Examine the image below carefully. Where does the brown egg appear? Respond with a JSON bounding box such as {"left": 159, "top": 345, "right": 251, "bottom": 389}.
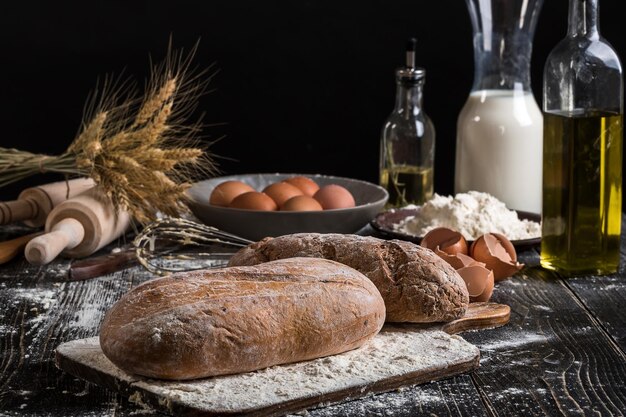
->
{"left": 284, "top": 176, "right": 320, "bottom": 197}
{"left": 420, "top": 227, "right": 469, "bottom": 256}
{"left": 470, "top": 233, "right": 523, "bottom": 281}
{"left": 281, "top": 195, "right": 323, "bottom": 211}
{"left": 209, "top": 181, "right": 255, "bottom": 207}
{"left": 313, "top": 185, "right": 356, "bottom": 210}
{"left": 229, "top": 192, "right": 278, "bottom": 211}
{"left": 263, "top": 182, "right": 304, "bottom": 207}
{"left": 456, "top": 265, "right": 495, "bottom": 302}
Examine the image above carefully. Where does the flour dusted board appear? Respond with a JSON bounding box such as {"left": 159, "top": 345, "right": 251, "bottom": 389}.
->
{"left": 56, "top": 326, "right": 479, "bottom": 417}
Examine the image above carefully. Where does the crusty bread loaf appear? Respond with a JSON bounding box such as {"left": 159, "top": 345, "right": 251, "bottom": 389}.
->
{"left": 99, "top": 257, "right": 385, "bottom": 380}
{"left": 228, "top": 233, "right": 469, "bottom": 323}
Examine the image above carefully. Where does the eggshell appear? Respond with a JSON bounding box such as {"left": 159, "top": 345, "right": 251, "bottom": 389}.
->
{"left": 313, "top": 185, "right": 356, "bottom": 210}
{"left": 470, "top": 233, "right": 523, "bottom": 281}
{"left": 263, "top": 182, "right": 304, "bottom": 207}
{"left": 437, "top": 251, "right": 484, "bottom": 270}
{"left": 229, "top": 192, "right": 278, "bottom": 211}
{"left": 420, "top": 227, "right": 468, "bottom": 256}
{"left": 456, "top": 265, "right": 494, "bottom": 302}
{"left": 280, "top": 195, "right": 323, "bottom": 211}
{"left": 209, "top": 181, "right": 255, "bottom": 207}
{"left": 284, "top": 176, "right": 320, "bottom": 197}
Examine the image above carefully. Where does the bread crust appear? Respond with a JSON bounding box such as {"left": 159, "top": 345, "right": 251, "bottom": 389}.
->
{"left": 228, "top": 234, "right": 469, "bottom": 323}
{"left": 99, "top": 257, "right": 385, "bottom": 380}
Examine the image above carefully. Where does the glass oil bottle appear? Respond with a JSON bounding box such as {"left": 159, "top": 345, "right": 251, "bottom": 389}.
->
{"left": 541, "top": 0, "right": 623, "bottom": 275}
{"left": 379, "top": 38, "right": 435, "bottom": 207}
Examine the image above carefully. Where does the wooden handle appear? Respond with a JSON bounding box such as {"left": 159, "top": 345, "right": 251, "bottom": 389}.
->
{"left": 0, "top": 199, "right": 39, "bottom": 225}
{"left": 440, "top": 302, "right": 511, "bottom": 335}
{"left": 68, "top": 248, "right": 137, "bottom": 281}
{"left": 44, "top": 188, "right": 130, "bottom": 259}
{"left": 382, "top": 302, "right": 511, "bottom": 335}
{"left": 0, "top": 178, "right": 96, "bottom": 227}
{"left": 0, "top": 232, "right": 44, "bottom": 265}
{"left": 25, "top": 218, "right": 85, "bottom": 265}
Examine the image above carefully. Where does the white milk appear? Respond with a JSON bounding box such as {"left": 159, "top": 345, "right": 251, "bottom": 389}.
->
{"left": 455, "top": 89, "right": 543, "bottom": 214}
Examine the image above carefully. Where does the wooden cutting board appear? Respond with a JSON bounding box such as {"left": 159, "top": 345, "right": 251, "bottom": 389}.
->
{"left": 55, "top": 302, "right": 509, "bottom": 417}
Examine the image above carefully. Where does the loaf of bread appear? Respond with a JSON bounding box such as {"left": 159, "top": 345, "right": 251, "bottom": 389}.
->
{"left": 99, "top": 257, "right": 385, "bottom": 380}
{"left": 229, "top": 233, "right": 469, "bottom": 323}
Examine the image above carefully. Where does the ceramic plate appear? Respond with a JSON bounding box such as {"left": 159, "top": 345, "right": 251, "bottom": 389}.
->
{"left": 187, "top": 173, "right": 388, "bottom": 241}
{"left": 370, "top": 207, "right": 541, "bottom": 249}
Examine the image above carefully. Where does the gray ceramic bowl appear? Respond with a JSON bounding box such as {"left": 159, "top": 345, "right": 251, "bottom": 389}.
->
{"left": 187, "top": 173, "right": 388, "bottom": 241}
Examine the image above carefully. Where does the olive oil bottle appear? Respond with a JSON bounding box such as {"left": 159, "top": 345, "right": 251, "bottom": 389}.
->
{"left": 380, "top": 39, "right": 435, "bottom": 207}
{"left": 542, "top": 111, "right": 623, "bottom": 274}
{"left": 542, "top": 0, "right": 623, "bottom": 275}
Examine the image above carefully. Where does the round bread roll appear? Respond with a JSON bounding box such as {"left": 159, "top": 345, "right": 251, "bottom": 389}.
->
{"left": 229, "top": 233, "right": 469, "bottom": 323}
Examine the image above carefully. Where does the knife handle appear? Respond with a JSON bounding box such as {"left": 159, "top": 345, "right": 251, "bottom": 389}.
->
{"left": 68, "top": 249, "right": 137, "bottom": 281}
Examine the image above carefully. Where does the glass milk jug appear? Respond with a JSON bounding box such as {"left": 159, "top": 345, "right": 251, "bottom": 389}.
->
{"left": 455, "top": 0, "right": 544, "bottom": 214}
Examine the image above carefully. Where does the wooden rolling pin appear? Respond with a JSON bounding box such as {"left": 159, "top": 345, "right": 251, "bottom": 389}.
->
{"left": 25, "top": 188, "right": 131, "bottom": 265}
{"left": 0, "top": 178, "right": 95, "bottom": 227}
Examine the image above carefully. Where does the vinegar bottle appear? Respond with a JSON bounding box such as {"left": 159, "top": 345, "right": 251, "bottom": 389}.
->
{"left": 379, "top": 39, "right": 435, "bottom": 207}
{"left": 541, "top": 0, "right": 623, "bottom": 275}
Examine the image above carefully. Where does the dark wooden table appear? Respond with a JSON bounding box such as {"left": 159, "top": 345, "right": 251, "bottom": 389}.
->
{"left": 1, "top": 218, "right": 626, "bottom": 417}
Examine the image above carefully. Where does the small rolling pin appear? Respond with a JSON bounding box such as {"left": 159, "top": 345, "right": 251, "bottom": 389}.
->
{"left": 0, "top": 178, "right": 95, "bottom": 227}
{"left": 25, "top": 188, "right": 131, "bottom": 265}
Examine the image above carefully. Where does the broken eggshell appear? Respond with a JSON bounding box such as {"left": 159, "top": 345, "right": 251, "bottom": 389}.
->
{"left": 436, "top": 251, "right": 484, "bottom": 270}
{"left": 420, "top": 227, "right": 494, "bottom": 302}
{"left": 421, "top": 227, "right": 476, "bottom": 270}
{"left": 420, "top": 227, "right": 468, "bottom": 256}
{"left": 457, "top": 265, "right": 495, "bottom": 302}
{"left": 470, "top": 233, "right": 523, "bottom": 281}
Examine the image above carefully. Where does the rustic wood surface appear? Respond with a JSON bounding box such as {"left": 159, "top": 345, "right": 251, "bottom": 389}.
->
{"left": 1, "top": 217, "right": 626, "bottom": 416}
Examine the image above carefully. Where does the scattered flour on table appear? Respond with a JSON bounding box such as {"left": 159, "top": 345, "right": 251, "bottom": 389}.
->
{"left": 478, "top": 332, "right": 547, "bottom": 351}
{"left": 295, "top": 386, "right": 445, "bottom": 416}
{"left": 394, "top": 191, "right": 541, "bottom": 240}
{"left": 10, "top": 287, "right": 58, "bottom": 310}
{"left": 69, "top": 306, "right": 103, "bottom": 331}
{"left": 0, "top": 324, "right": 14, "bottom": 335}
{"left": 6, "top": 286, "right": 62, "bottom": 339}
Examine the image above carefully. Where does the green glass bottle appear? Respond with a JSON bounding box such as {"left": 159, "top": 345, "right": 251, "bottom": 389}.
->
{"left": 541, "top": 0, "right": 623, "bottom": 275}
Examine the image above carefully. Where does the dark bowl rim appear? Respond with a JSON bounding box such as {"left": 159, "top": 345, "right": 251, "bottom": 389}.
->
{"left": 370, "top": 207, "right": 541, "bottom": 249}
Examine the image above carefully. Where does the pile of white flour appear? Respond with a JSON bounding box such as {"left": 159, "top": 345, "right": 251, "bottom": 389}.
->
{"left": 394, "top": 191, "right": 541, "bottom": 240}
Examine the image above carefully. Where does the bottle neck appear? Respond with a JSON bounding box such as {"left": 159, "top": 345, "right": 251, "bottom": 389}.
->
{"left": 394, "top": 81, "right": 424, "bottom": 116}
{"left": 472, "top": 34, "right": 533, "bottom": 91}
{"left": 568, "top": 0, "right": 600, "bottom": 39}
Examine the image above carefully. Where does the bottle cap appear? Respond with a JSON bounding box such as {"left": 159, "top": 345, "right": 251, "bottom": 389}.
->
{"left": 396, "top": 38, "right": 425, "bottom": 83}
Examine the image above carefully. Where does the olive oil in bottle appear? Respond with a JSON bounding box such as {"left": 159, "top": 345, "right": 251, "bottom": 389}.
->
{"left": 541, "top": 111, "right": 623, "bottom": 275}
{"left": 541, "top": 0, "right": 623, "bottom": 275}
{"left": 379, "top": 39, "right": 435, "bottom": 208}
{"left": 380, "top": 165, "right": 434, "bottom": 207}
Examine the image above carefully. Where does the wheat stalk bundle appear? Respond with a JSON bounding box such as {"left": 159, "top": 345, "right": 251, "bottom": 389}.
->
{"left": 0, "top": 43, "right": 217, "bottom": 223}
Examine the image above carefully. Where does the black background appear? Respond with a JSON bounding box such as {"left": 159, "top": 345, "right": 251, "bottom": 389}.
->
{"left": 0, "top": 0, "right": 624, "bottom": 201}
